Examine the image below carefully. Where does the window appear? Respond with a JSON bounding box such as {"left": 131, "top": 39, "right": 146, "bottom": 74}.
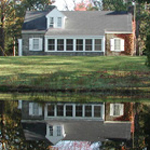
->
{"left": 94, "top": 106, "right": 101, "bottom": 117}
{"left": 76, "top": 39, "right": 83, "bottom": 51}
{"left": 76, "top": 105, "right": 82, "bottom": 117}
{"left": 85, "top": 39, "right": 92, "bottom": 51}
{"left": 110, "top": 38, "right": 124, "bottom": 51}
{"left": 29, "top": 38, "right": 42, "bottom": 51}
{"left": 95, "top": 39, "right": 102, "bottom": 51}
{"left": 50, "top": 17, "right": 54, "bottom": 28}
{"left": 46, "top": 103, "right": 103, "bottom": 119}
{"left": 48, "top": 39, "right": 55, "bottom": 51}
{"left": 66, "top": 39, "right": 73, "bottom": 51}
{"left": 57, "top": 39, "right": 64, "bottom": 51}
{"left": 85, "top": 106, "right": 92, "bottom": 117}
{"left": 48, "top": 125, "right": 63, "bottom": 137}
{"left": 66, "top": 105, "right": 73, "bottom": 116}
{"left": 110, "top": 103, "right": 124, "bottom": 116}
{"left": 114, "top": 39, "right": 120, "bottom": 50}
{"left": 48, "top": 105, "right": 55, "bottom": 116}
{"left": 57, "top": 17, "right": 62, "bottom": 27}
{"left": 57, "top": 105, "right": 64, "bottom": 116}
{"left": 57, "top": 126, "right": 62, "bottom": 136}
{"left": 49, "top": 126, "right": 53, "bottom": 136}
{"left": 29, "top": 103, "right": 42, "bottom": 116}
{"left": 33, "top": 39, "right": 39, "bottom": 50}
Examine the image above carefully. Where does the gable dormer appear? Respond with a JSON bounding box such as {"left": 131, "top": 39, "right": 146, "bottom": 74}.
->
{"left": 46, "top": 8, "right": 66, "bottom": 29}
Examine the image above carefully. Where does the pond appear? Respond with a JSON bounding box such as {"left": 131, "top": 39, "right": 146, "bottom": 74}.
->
{"left": 0, "top": 94, "right": 149, "bottom": 150}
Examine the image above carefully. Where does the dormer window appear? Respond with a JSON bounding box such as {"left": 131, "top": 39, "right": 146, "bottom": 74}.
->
{"left": 48, "top": 125, "right": 64, "bottom": 137}
{"left": 46, "top": 8, "right": 66, "bottom": 29}
{"left": 57, "top": 17, "right": 62, "bottom": 27}
{"left": 49, "top": 17, "right": 54, "bottom": 28}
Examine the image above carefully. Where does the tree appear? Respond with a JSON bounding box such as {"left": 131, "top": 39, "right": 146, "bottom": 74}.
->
{"left": 0, "top": 0, "right": 53, "bottom": 56}
{"left": 103, "top": 0, "right": 132, "bottom": 11}
{"left": 22, "top": 0, "right": 52, "bottom": 11}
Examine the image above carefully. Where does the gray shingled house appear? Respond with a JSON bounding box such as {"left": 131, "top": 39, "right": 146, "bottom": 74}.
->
{"left": 19, "top": 100, "right": 134, "bottom": 148}
{"left": 19, "top": 7, "right": 135, "bottom": 56}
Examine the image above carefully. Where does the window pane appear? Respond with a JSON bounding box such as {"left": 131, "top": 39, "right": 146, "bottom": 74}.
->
{"left": 85, "top": 39, "right": 92, "bottom": 51}
{"left": 57, "top": 39, "right": 64, "bottom": 51}
{"left": 94, "top": 106, "right": 101, "bottom": 117}
{"left": 114, "top": 39, "right": 120, "bottom": 50}
{"left": 66, "top": 105, "right": 73, "bottom": 116}
{"left": 85, "top": 106, "right": 92, "bottom": 117}
{"left": 76, "top": 39, "right": 83, "bottom": 51}
{"left": 32, "top": 103, "right": 39, "bottom": 115}
{"left": 76, "top": 105, "right": 82, "bottom": 117}
{"left": 48, "top": 105, "right": 55, "bottom": 116}
{"left": 33, "top": 39, "right": 39, "bottom": 50}
{"left": 49, "top": 126, "right": 53, "bottom": 136}
{"left": 66, "top": 39, "right": 73, "bottom": 51}
{"left": 57, "top": 17, "right": 62, "bottom": 27}
{"left": 48, "top": 39, "right": 55, "bottom": 51}
{"left": 95, "top": 39, "right": 102, "bottom": 51}
{"left": 113, "top": 104, "right": 120, "bottom": 116}
{"left": 57, "top": 126, "right": 62, "bottom": 136}
{"left": 57, "top": 105, "right": 64, "bottom": 116}
{"left": 50, "top": 17, "right": 54, "bottom": 28}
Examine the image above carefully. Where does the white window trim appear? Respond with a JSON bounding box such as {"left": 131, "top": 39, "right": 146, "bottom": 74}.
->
{"left": 29, "top": 38, "right": 43, "bottom": 51}
{"left": 45, "top": 37, "right": 103, "bottom": 52}
{"left": 45, "top": 103, "right": 104, "bottom": 120}
{"left": 48, "top": 125, "right": 64, "bottom": 137}
{"left": 110, "top": 103, "right": 124, "bottom": 117}
{"left": 110, "top": 38, "right": 124, "bottom": 52}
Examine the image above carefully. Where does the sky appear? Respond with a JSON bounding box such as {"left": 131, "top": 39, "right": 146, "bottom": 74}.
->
{"left": 52, "top": 0, "right": 100, "bottom": 11}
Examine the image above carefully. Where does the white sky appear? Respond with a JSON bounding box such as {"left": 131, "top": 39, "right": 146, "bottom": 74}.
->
{"left": 52, "top": 0, "right": 92, "bottom": 11}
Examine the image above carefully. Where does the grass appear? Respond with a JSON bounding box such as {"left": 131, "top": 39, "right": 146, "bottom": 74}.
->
{"left": 0, "top": 56, "right": 149, "bottom": 93}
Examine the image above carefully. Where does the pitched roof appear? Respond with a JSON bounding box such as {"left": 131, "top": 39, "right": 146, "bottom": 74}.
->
{"left": 22, "top": 10, "right": 133, "bottom": 35}
{"left": 22, "top": 120, "right": 131, "bottom": 142}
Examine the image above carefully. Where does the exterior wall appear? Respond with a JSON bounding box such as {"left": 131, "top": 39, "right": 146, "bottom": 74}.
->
{"left": 22, "top": 33, "right": 104, "bottom": 56}
{"left": 105, "top": 33, "right": 135, "bottom": 56}
{"left": 105, "top": 102, "right": 133, "bottom": 122}
{"left": 22, "top": 32, "right": 45, "bottom": 56}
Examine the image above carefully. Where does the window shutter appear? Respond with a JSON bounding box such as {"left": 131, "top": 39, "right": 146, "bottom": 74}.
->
{"left": 39, "top": 38, "right": 43, "bottom": 51}
{"left": 120, "top": 104, "right": 124, "bottom": 116}
{"left": 29, "top": 38, "right": 33, "bottom": 50}
{"left": 110, "top": 39, "right": 114, "bottom": 51}
{"left": 120, "top": 39, "right": 125, "bottom": 51}
{"left": 110, "top": 103, "right": 114, "bottom": 116}
{"left": 29, "top": 103, "right": 33, "bottom": 115}
{"left": 38, "top": 106, "right": 43, "bottom": 116}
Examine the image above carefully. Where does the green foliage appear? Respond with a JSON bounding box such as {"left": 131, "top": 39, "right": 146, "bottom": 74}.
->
{"left": 0, "top": 0, "right": 52, "bottom": 55}
{"left": 145, "top": 34, "right": 150, "bottom": 68}
{"left": 103, "top": 0, "right": 132, "bottom": 11}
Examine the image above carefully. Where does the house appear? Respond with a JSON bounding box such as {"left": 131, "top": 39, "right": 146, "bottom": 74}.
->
{"left": 19, "top": 100, "right": 134, "bottom": 149}
{"left": 18, "top": 7, "right": 135, "bottom": 56}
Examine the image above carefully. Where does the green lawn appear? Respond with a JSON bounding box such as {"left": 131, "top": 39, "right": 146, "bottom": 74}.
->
{"left": 0, "top": 56, "right": 149, "bottom": 93}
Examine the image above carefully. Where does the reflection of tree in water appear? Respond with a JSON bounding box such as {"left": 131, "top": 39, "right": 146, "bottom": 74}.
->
{"left": 92, "top": 0, "right": 103, "bottom": 10}
{"left": 0, "top": 100, "right": 48, "bottom": 150}
{"left": 139, "top": 103, "right": 150, "bottom": 149}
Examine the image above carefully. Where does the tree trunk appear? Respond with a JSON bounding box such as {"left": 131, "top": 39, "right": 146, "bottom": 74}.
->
{"left": 13, "top": 36, "right": 16, "bottom": 56}
{"left": 136, "top": 3, "right": 141, "bottom": 56}
{"left": 0, "top": 100, "right": 5, "bottom": 149}
{"left": 134, "top": 103, "right": 140, "bottom": 149}
{"left": 0, "top": 27, "right": 4, "bottom": 56}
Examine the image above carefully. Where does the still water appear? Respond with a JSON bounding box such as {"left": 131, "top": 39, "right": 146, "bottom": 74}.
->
{"left": 0, "top": 95, "right": 149, "bottom": 150}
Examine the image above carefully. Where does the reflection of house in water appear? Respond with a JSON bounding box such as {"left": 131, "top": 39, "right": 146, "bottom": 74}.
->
{"left": 19, "top": 101, "right": 134, "bottom": 149}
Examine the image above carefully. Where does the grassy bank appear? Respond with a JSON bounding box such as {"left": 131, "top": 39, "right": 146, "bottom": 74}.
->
{"left": 0, "top": 56, "right": 149, "bottom": 93}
